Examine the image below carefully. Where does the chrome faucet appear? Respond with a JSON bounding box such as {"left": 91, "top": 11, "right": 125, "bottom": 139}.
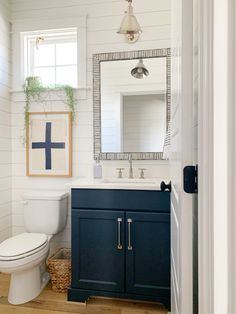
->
{"left": 128, "top": 154, "right": 134, "bottom": 179}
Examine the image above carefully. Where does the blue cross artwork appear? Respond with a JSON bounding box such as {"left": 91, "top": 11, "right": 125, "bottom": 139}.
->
{"left": 32, "top": 122, "right": 65, "bottom": 170}
{"left": 27, "top": 112, "right": 72, "bottom": 177}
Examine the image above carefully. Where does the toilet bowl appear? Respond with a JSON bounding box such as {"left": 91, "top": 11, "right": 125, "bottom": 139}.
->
{"left": 0, "top": 191, "right": 68, "bottom": 305}
{"left": 0, "top": 233, "right": 51, "bottom": 304}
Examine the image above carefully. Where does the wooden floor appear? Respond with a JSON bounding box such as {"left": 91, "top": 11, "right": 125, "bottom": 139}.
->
{"left": 0, "top": 274, "right": 168, "bottom": 314}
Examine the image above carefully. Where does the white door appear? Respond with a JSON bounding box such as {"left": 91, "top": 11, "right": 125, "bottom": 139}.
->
{"left": 170, "top": 0, "right": 197, "bottom": 313}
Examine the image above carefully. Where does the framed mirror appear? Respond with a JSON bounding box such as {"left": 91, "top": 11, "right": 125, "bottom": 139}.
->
{"left": 93, "top": 48, "right": 171, "bottom": 160}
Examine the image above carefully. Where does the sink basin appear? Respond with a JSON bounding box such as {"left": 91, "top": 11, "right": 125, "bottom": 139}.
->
{"left": 67, "top": 178, "right": 164, "bottom": 190}
{"left": 101, "top": 178, "right": 160, "bottom": 185}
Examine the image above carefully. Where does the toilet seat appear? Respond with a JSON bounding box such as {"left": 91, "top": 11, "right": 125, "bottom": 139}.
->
{"left": 0, "top": 233, "right": 48, "bottom": 261}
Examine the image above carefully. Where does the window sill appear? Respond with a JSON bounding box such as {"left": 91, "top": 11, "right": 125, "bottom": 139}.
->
{"left": 10, "top": 86, "right": 91, "bottom": 101}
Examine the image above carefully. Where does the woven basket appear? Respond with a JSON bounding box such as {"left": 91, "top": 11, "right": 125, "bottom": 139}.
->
{"left": 47, "top": 248, "right": 71, "bottom": 293}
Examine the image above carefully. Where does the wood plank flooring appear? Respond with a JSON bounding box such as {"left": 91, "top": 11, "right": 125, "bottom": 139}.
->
{"left": 0, "top": 274, "right": 168, "bottom": 314}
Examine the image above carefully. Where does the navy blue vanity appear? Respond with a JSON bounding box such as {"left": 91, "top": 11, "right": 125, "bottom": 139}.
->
{"left": 68, "top": 188, "right": 170, "bottom": 310}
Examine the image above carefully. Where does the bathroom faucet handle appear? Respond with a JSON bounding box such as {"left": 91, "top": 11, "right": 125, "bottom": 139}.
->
{"left": 116, "top": 168, "right": 125, "bottom": 179}
{"left": 138, "top": 168, "right": 146, "bottom": 179}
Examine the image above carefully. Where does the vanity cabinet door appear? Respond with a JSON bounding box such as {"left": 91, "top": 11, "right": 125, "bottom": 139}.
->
{"left": 72, "top": 209, "right": 125, "bottom": 293}
{"left": 126, "top": 212, "right": 170, "bottom": 297}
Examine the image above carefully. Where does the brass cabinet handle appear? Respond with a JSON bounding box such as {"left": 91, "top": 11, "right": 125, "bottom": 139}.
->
{"left": 127, "top": 218, "right": 133, "bottom": 251}
{"left": 117, "top": 218, "right": 123, "bottom": 250}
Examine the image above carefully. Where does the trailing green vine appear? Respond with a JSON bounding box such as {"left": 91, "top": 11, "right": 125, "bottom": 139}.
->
{"left": 23, "top": 76, "right": 76, "bottom": 128}
{"left": 63, "top": 85, "right": 76, "bottom": 120}
{"left": 24, "top": 76, "right": 44, "bottom": 127}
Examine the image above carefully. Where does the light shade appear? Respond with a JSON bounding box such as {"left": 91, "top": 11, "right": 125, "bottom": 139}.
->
{"left": 117, "top": 0, "right": 142, "bottom": 42}
{"left": 131, "top": 59, "right": 149, "bottom": 79}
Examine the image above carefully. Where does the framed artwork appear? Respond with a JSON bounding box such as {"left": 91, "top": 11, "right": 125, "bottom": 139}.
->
{"left": 26, "top": 112, "right": 72, "bottom": 177}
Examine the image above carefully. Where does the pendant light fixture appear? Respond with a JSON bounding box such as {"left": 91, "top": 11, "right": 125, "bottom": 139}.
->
{"left": 117, "top": 0, "right": 142, "bottom": 43}
{"left": 131, "top": 59, "right": 149, "bottom": 79}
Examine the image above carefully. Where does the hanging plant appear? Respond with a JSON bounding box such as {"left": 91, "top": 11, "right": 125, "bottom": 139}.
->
{"left": 23, "top": 76, "right": 76, "bottom": 128}
{"left": 63, "top": 85, "right": 76, "bottom": 120}
{"left": 24, "top": 76, "right": 44, "bottom": 127}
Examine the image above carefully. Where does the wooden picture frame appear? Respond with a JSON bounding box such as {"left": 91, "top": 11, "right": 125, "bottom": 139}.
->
{"left": 26, "top": 112, "right": 72, "bottom": 177}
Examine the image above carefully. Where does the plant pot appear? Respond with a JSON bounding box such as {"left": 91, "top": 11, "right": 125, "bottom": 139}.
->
{"left": 25, "top": 76, "right": 42, "bottom": 88}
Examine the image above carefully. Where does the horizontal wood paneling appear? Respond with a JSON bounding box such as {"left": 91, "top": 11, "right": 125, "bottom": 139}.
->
{"left": 11, "top": 0, "right": 170, "bottom": 17}
{"left": 0, "top": 0, "right": 11, "bottom": 243}
{"left": 11, "top": 0, "right": 171, "bottom": 248}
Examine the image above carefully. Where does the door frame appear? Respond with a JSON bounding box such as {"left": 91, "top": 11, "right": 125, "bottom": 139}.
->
{"left": 170, "top": 0, "right": 194, "bottom": 312}
{"left": 198, "top": 0, "right": 214, "bottom": 313}
{"left": 171, "top": 0, "right": 231, "bottom": 311}
{"left": 198, "top": 0, "right": 234, "bottom": 313}
{"left": 228, "top": 0, "right": 235, "bottom": 313}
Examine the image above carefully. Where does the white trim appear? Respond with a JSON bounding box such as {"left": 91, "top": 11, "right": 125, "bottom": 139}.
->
{"left": 198, "top": 0, "right": 214, "bottom": 313}
{"left": 198, "top": 0, "right": 235, "bottom": 313}
{"left": 213, "top": 0, "right": 229, "bottom": 309}
{"left": 170, "top": 0, "right": 194, "bottom": 312}
{"left": 23, "top": 28, "right": 78, "bottom": 86}
{"left": 12, "top": 16, "right": 87, "bottom": 91}
{"left": 228, "top": 0, "right": 235, "bottom": 312}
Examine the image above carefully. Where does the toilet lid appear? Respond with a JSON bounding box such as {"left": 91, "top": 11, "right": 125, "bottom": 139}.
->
{"left": 0, "top": 233, "right": 48, "bottom": 258}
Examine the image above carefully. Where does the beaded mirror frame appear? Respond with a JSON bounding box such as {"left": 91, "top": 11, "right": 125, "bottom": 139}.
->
{"left": 93, "top": 48, "right": 171, "bottom": 160}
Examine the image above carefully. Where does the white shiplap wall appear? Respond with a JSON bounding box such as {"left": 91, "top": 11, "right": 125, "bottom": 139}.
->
{"left": 0, "top": 0, "right": 12, "bottom": 242}
{"left": 10, "top": 0, "right": 171, "bottom": 250}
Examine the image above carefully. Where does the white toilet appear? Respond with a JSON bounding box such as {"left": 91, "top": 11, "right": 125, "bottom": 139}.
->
{"left": 0, "top": 190, "right": 68, "bottom": 305}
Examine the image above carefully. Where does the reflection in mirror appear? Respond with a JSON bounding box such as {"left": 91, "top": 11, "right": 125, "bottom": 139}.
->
{"left": 101, "top": 57, "right": 166, "bottom": 153}
{"left": 93, "top": 48, "right": 171, "bottom": 160}
{"left": 123, "top": 94, "right": 166, "bottom": 152}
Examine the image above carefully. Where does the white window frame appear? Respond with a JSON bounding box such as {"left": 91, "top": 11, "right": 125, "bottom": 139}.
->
{"left": 24, "top": 28, "right": 78, "bottom": 87}
{"left": 12, "top": 16, "right": 87, "bottom": 92}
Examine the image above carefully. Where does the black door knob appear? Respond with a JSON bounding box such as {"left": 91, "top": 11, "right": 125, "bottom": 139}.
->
{"left": 160, "top": 181, "right": 172, "bottom": 192}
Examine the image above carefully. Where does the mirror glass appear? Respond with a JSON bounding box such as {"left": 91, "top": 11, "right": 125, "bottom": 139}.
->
{"left": 93, "top": 49, "right": 171, "bottom": 160}
{"left": 101, "top": 57, "right": 166, "bottom": 153}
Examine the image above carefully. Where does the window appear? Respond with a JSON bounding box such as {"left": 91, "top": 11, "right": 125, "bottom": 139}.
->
{"left": 24, "top": 29, "right": 78, "bottom": 87}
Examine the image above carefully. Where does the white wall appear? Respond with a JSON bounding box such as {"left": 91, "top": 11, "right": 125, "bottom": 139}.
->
{"left": 0, "top": 0, "right": 12, "bottom": 242}
{"left": 10, "top": 0, "right": 171, "bottom": 250}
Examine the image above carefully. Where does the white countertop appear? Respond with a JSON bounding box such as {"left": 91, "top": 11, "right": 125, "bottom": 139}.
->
{"left": 66, "top": 178, "right": 163, "bottom": 191}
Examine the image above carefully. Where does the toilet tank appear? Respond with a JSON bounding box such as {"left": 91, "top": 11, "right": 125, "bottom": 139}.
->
{"left": 22, "top": 191, "right": 69, "bottom": 235}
